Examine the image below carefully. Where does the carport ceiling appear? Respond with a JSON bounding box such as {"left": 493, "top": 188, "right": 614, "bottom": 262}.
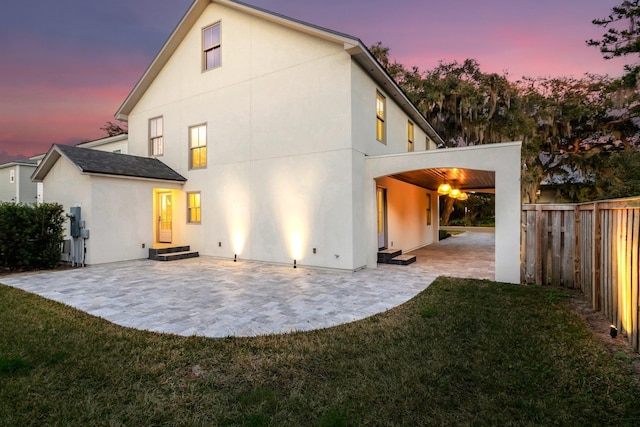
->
{"left": 391, "top": 168, "right": 496, "bottom": 193}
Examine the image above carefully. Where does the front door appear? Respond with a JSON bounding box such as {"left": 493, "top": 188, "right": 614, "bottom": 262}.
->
{"left": 377, "top": 187, "right": 387, "bottom": 249}
{"left": 158, "top": 192, "right": 172, "bottom": 243}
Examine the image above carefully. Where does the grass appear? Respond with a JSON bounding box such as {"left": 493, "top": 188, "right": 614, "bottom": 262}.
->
{"left": 1, "top": 277, "right": 639, "bottom": 426}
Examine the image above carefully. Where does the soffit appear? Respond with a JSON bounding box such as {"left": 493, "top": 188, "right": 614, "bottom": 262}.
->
{"left": 391, "top": 167, "right": 496, "bottom": 193}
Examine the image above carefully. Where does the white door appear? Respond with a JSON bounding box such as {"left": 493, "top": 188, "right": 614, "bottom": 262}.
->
{"left": 158, "top": 192, "right": 172, "bottom": 243}
{"left": 377, "top": 187, "right": 387, "bottom": 249}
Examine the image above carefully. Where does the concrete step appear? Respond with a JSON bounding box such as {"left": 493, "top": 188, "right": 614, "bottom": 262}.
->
{"left": 149, "top": 246, "right": 198, "bottom": 261}
{"left": 387, "top": 254, "right": 417, "bottom": 266}
{"left": 377, "top": 248, "right": 402, "bottom": 263}
{"left": 152, "top": 250, "right": 199, "bottom": 262}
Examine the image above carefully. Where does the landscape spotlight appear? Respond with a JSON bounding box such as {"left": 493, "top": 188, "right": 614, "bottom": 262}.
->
{"left": 610, "top": 325, "right": 618, "bottom": 339}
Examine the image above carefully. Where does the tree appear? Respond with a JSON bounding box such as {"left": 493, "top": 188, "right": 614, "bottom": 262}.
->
{"left": 100, "top": 120, "right": 128, "bottom": 137}
{"left": 587, "top": 0, "right": 640, "bottom": 59}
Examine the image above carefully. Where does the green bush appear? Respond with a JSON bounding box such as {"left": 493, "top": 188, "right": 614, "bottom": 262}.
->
{"left": 0, "top": 203, "right": 65, "bottom": 271}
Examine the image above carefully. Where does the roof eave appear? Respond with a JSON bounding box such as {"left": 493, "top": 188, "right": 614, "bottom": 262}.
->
{"left": 115, "top": 0, "right": 210, "bottom": 121}
{"left": 78, "top": 171, "right": 187, "bottom": 184}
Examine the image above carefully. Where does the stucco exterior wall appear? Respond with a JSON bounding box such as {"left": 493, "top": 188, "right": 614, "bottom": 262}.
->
{"left": 376, "top": 176, "right": 437, "bottom": 252}
{"left": 90, "top": 177, "right": 182, "bottom": 264}
{"left": 18, "top": 165, "right": 37, "bottom": 203}
{"left": 0, "top": 167, "right": 15, "bottom": 202}
{"left": 350, "top": 62, "right": 431, "bottom": 156}
{"left": 125, "top": 2, "right": 359, "bottom": 269}
{"left": 42, "top": 157, "right": 92, "bottom": 242}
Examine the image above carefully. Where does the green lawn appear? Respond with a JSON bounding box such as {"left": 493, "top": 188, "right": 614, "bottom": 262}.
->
{"left": 1, "top": 277, "right": 639, "bottom": 426}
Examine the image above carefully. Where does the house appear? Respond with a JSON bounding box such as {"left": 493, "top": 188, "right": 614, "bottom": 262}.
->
{"left": 32, "top": 0, "right": 521, "bottom": 283}
{"left": 0, "top": 159, "right": 38, "bottom": 203}
{"left": 76, "top": 133, "right": 128, "bottom": 154}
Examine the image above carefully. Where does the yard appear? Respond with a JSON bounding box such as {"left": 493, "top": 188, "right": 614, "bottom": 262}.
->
{"left": 1, "top": 277, "right": 639, "bottom": 426}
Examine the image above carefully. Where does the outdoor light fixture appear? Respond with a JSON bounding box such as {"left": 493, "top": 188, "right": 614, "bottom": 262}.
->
{"left": 293, "top": 259, "right": 297, "bottom": 269}
{"left": 234, "top": 254, "right": 237, "bottom": 262}
{"left": 610, "top": 325, "right": 618, "bottom": 339}
{"left": 437, "top": 172, "right": 468, "bottom": 200}
{"left": 437, "top": 172, "right": 451, "bottom": 195}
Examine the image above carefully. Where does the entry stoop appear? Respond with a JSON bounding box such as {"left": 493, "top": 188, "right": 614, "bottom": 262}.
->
{"left": 149, "top": 246, "right": 199, "bottom": 261}
{"left": 377, "top": 248, "right": 416, "bottom": 266}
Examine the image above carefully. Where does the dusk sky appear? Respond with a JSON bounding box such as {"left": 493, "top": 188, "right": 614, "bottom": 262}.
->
{"left": 0, "top": 0, "right": 633, "bottom": 163}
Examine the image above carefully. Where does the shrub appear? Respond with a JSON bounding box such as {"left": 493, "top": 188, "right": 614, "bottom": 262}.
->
{"left": 0, "top": 203, "right": 65, "bottom": 271}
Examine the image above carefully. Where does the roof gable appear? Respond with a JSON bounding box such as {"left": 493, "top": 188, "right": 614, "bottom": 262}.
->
{"left": 114, "top": 0, "right": 443, "bottom": 145}
{"left": 31, "top": 145, "right": 186, "bottom": 183}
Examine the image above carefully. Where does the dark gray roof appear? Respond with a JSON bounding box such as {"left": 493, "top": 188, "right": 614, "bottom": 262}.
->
{"left": 56, "top": 144, "right": 186, "bottom": 182}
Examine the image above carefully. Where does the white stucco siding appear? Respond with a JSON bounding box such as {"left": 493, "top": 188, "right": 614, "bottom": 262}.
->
{"left": 121, "top": 2, "right": 361, "bottom": 269}
{"left": 89, "top": 178, "right": 173, "bottom": 265}
{"left": 249, "top": 150, "right": 356, "bottom": 269}
{"left": 42, "top": 158, "right": 92, "bottom": 243}
{"left": 127, "top": 2, "right": 350, "bottom": 162}
{"left": 376, "top": 176, "right": 436, "bottom": 252}
{"left": 350, "top": 62, "right": 430, "bottom": 156}
{"left": 179, "top": 162, "right": 251, "bottom": 258}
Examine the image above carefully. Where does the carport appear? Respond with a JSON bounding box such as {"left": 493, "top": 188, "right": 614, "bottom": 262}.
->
{"left": 365, "top": 142, "right": 522, "bottom": 284}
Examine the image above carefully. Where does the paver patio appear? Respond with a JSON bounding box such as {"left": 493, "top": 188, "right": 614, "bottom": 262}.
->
{"left": 1, "top": 230, "right": 494, "bottom": 337}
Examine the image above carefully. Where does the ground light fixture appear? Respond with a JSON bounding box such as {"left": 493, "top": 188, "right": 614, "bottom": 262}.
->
{"left": 293, "top": 259, "right": 297, "bottom": 269}
{"left": 610, "top": 325, "right": 618, "bottom": 339}
{"left": 234, "top": 254, "right": 237, "bottom": 262}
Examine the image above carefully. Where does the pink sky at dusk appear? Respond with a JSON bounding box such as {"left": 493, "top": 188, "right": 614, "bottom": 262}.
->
{"left": 0, "top": 0, "right": 634, "bottom": 163}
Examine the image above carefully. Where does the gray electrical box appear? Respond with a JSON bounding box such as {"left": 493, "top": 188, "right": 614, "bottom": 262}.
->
{"left": 70, "top": 206, "right": 81, "bottom": 237}
{"left": 81, "top": 229, "right": 90, "bottom": 239}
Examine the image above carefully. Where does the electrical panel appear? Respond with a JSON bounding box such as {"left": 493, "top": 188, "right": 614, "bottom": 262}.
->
{"left": 70, "top": 206, "right": 81, "bottom": 237}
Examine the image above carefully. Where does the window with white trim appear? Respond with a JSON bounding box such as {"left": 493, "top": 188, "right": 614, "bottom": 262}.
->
{"left": 189, "top": 124, "right": 207, "bottom": 169}
{"left": 376, "top": 92, "right": 386, "bottom": 143}
{"left": 149, "top": 117, "right": 163, "bottom": 156}
{"left": 203, "top": 23, "right": 221, "bottom": 71}
{"left": 187, "top": 192, "right": 201, "bottom": 223}
{"left": 9, "top": 169, "right": 15, "bottom": 183}
{"left": 408, "top": 121, "right": 414, "bottom": 152}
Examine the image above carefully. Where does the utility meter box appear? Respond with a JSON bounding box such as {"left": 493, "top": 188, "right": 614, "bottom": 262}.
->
{"left": 80, "top": 229, "right": 90, "bottom": 239}
{"left": 70, "top": 207, "right": 81, "bottom": 237}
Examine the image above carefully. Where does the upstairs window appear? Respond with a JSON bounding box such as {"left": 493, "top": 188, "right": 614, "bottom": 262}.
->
{"left": 376, "top": 92, "right": 386, "bottom": 143}
{"left": 149, "top": 117, "right": 163, "bottom": 156}
{"left": 189, "top": 124, "right": 207, "bottom": 169}
{"left": 187, "top": 192, "right": 201, "bottom": 223}
{"left": 408, "top": 121, "right": 414, "bottom": 152}
{"left": 203, "top": 23, "right": 221, "bottom": 71}
{"left": 9, "top": 169, "right": 15, "bottom": 183}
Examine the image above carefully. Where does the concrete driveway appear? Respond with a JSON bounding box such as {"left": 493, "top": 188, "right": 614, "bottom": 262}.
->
{"left": 1, "top": 230, "right": 494, "bottom": 338}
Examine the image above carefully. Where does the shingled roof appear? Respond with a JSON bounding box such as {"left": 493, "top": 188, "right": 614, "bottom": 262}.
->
{"left": 31, "top": 144, "right": 186, "bottom": 183}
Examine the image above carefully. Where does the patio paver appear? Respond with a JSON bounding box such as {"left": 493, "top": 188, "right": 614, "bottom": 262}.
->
{"left": 1, "top": 230, "right": 494, "bottom": 338}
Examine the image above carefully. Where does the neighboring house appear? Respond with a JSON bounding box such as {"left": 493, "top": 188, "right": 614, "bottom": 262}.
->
{"left": 30, "top": 134, "right": 129, "bottom": 204}
{"left": 77, "top": 133, "right": 128, "bottom": 154}
{"left": 0, "top": 159, "right": 38, "bottom": 203}
{"left": 32, "top": 0, "right": 521, "bottom": 282}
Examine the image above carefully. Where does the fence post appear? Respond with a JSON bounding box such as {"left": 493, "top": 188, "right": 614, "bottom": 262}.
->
{"left": 593, "top": 201, "right": 601, "bottom": 312}
{"left": 535, "top": 204, "right": 543, "bottom": 285}
{"left": 574, "top": 205, "right": 581, "bottom": 290}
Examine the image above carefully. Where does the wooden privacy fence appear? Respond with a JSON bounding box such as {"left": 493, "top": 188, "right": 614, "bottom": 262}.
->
{"left": 521, "top": 197, "right": 640, "bottom": 352}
